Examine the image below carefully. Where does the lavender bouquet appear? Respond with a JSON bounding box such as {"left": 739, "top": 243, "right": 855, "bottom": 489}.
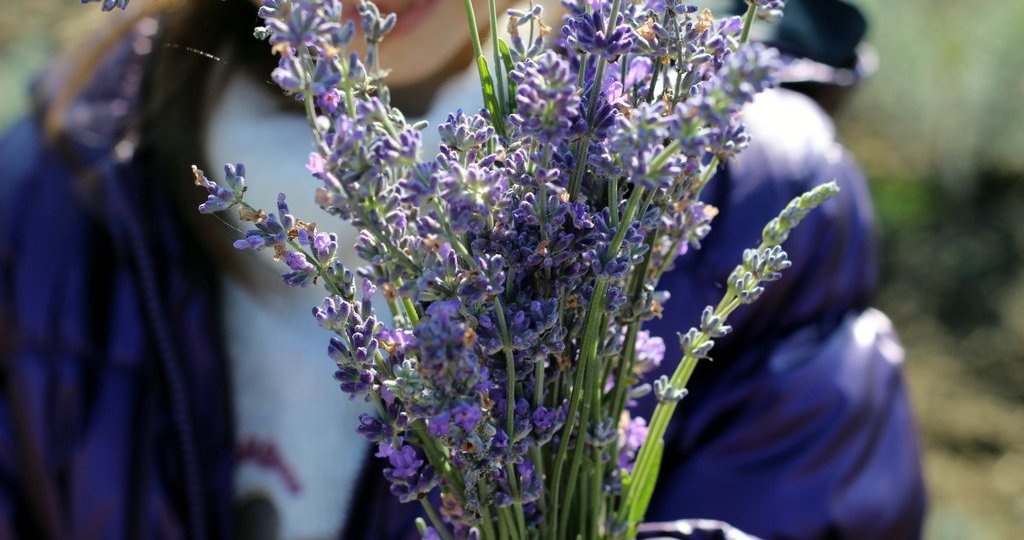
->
{"left": 89, "top": 0, "right": 836, "bottom": 538}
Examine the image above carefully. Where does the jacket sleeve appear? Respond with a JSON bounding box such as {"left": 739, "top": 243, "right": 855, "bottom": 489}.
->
{"left": 636, "top": 89, "right": 927, "bottom": 540}
{"left": 0, "top": 116, "right": 62, "bottom": 538}
{"left": 1, "top": 110, "right": 171, "bottom": 540}
{"left": 0, "top": 115, "right": 134, "bottom": 540}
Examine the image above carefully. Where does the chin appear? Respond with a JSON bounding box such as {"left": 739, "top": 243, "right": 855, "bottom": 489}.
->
{"left": 378, "top": 0, "right": 483, "bottom": 87}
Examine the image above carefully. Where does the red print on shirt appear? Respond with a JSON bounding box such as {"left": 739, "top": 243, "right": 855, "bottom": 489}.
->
{"left": 237, "top": 437, "right": 303, "bottom": 495}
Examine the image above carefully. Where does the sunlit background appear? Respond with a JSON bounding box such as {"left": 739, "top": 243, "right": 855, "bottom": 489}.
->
{"left": 1, "top": 1, "right": 1022, "bottom": 538}
{"left": 839, "top": 1, "right": 1024, "bottom": 537}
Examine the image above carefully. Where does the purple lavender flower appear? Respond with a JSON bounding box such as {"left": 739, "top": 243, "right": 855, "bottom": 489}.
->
{"left": 231, "top": 210, "right": 287, "bottom": 252}
{"left": 508, "top": 52, "right": 583, "bottom": 143}
{"left": 193, "top": 163, "right": 246, "bottom": 214}
{"left": 357, "top": 1, "right": 397, "bottom": 45}
{"left": 438, "top": 110, "right": 495, "bottom": 152}
{"left": 436, "top": 163, "right": 508, "bottom": 234}
{"left": 306, "top": 57, "right": 343, "bottom": 96}
{"left": 383, "top": 445, "right": 439, "bottom": 503}
{"left": 314, "top": 289, "right": 383, "bottom": 396}
{"left": 264, "top": 1, "right": 324, "bottom": 49}
{"left": 607, "top": 102, "right": 683, "bottom": 190}
{"left": 632, "top": 330, "right": 665, "bottom": 375}
{"left": 356, "top": 413, "right": 392, "bottom": 442}
{"left": 259, "top": 0, "right": 356, "bottom": 109}
{"left": 716, "top": 42, "right": 781, "bottom": 103}
{"left": 283, "top": 250, "right": 315, "bottom": 273}
{"left": 562, "top": 9, "right": 634, "bottom": 60}
{"left": 617, "top": 415, "right": 648, "bottom": 470}
{"left": 427, "top": 411, "right": 452, "bottom": 437}
{"left": 386, "top": 444, "right": 423, "bottom": 479}
{"left": 184, "top": 0, "right": 816, "bottom": 534}
{"left": 452, "top": 402, "right": 483, "bottom": 432}
{"left": 531, "top": 404, "right": 567, "bottom": 445}
{"left": 506, "top": 4, "right": 548, "bottom": 61}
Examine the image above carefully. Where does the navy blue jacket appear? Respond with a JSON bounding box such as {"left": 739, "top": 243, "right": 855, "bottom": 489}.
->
{"left": 0, "top": 18, "right": 925, "bottom": 540}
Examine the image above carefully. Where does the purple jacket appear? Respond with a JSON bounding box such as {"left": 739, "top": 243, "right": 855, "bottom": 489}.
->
{"left": 0, "top": 19, "right": 925, "bottom": 540}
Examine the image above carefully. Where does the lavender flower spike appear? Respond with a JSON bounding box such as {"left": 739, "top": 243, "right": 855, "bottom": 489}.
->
{"left": 82, "top": 0, "right": 129, "bottom": 11}
{"left": 747, "top": 0, "right": 787, "bottom": 21}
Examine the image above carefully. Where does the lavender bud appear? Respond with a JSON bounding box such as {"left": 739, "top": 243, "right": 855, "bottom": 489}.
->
{"left": 762, "top": 182, "right": 840, "bottom": 246}
{"left": 678, "top": 327, "right": 714, "bottom": 359}
{"left": 653, "top": 375, "right": 688, "bottom": 403}
{"left": 628, "top": 383, "right": 652, "bottom": 400}
{"left": 698, "top": 306, "right": 732, "bottom": 338}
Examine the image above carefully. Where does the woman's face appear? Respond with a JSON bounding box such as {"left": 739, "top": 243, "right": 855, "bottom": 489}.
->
{"left": 348, "top": 0, "right": 496, "bottom": 88}
{"left": 254, "top": 0, "right": 502, "bottom": 88}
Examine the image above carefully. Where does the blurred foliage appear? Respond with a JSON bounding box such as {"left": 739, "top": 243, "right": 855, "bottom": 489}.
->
{"left": 837, "top": 0, "right": 1024, "bottom": 538}
{"left": 0, "top": 2, "right": 103, "bottom": 130}
{"left": 840, "top": 0, "right": 1024, "bottom": 192}
{"left": 838, "top": 0, "right": 1024, "bottom": 401}
{"left": 868, "top": 173, "right": 1024, "bottom": 401}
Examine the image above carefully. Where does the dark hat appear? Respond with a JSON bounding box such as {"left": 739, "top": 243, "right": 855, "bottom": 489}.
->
{"left": 704, "top": 0, "right": 876, "bottom": 86}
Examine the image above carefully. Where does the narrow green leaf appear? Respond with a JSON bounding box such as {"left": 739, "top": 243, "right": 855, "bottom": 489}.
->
{"left": 476, "top": 55, "right": 506, "bottom": 138}
{"left": 498, "top": 39, "right": 517, "bottom": 113}
{"left": 628, "top": 439, "right": 663, "bottom": 526}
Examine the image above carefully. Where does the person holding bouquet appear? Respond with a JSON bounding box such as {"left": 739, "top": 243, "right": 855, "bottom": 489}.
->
{"left": 0, "top": 0, "right": 924, "bottom": 538}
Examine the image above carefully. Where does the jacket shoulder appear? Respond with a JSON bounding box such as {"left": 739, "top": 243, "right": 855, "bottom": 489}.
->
{"left": 0, "top": 117, "right": 45, "bottom": 207}
{"left": 737, "top": 88, "right": 847, "bottom": 188}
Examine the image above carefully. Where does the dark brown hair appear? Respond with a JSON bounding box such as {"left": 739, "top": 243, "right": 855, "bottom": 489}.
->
{"left": 40, "top": 1, "right": 280, "bottom": 284}
{"left": 142, "top": 0, "right": 280, "bottom": 281}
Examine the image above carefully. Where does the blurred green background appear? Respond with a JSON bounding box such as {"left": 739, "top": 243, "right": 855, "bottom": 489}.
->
{"left": 1, "top": 1, "right": 1022, "bottom": 538}
{"left": 840, "top": 1, "right": 1024, "bottom": 537}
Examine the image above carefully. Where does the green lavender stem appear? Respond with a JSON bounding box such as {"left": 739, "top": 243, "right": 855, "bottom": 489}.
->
{"left": 462, "top": 0, "right": 485, "bottom": 63}
{"left": 608, "top": 229, "right": 660, "bottom": 420}
{"left": 548, "top": 278, "right": 606, "bottom": 539}
{"left": 463, "top": 0, "right": 505, "bottom": 137}
{"left": 489, "top": 0, "right": 507, "bottom": 118}
{"left": 554, "top": 184, "right": 646, "bottom": 538}
{"left": 420, "top": 500, "right": 455, "bottom": 540}
{"left": 620, "top": 182, "right": 840, "bottom": 536}
{"left": 568, "top": 0, "right": 624, "bottom": 200}
{"left": 739, "top": 3, "right": 758, "bottom": 44}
